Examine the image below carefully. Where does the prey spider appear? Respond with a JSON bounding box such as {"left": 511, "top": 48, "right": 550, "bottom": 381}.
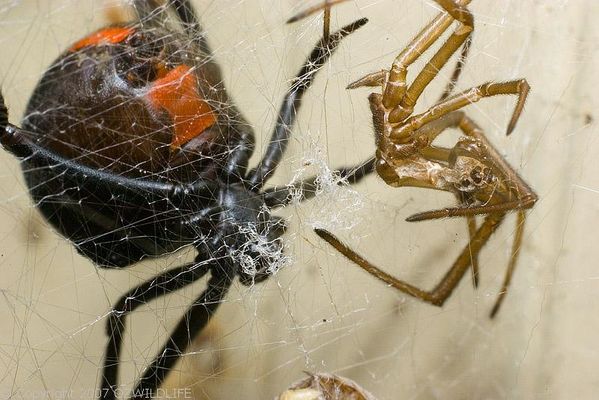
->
{"left": 0, "top": 1, "right": 372, "bottom": 398}
{"left": 315, "top": 0, "right": 537, "bottom": 317}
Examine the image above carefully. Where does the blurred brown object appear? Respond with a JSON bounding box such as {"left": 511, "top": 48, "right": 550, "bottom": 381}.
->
{"left": 277, "top": 372, "right": 377, "bottom": 400}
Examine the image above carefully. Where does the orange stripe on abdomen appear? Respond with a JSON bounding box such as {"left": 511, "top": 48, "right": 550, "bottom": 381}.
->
{"left": 70, "top": 27, "right": 134, "bottom": 51}
{"left": 147, "top": 65, "right": 217, "bottom": 149}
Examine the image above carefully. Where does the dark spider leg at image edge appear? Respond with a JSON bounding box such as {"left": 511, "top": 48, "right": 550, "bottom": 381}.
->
{"left": 0, "top": 3, "right": 373, "bottom": 400}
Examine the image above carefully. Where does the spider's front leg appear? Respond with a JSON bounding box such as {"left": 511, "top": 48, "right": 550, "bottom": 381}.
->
{"left": 316, "top": 211, "right": 504, "bottom": 308}
{"left": 248, "top": 17, "right": 368, "bottom": 190}
{"left": 349, "top": 0, "right": 474, "bottom": 120}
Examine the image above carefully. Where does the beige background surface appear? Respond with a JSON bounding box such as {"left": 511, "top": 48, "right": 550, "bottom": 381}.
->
{"left": 0, "top": 0, "right": 596, "bottom": 399}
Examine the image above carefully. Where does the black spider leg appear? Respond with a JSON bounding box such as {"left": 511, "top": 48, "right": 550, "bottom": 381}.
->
{"left": 170, "top": 0, "right": 212, "bottom": 56}
{"left": 219, "top": 116, "right": 256, "bottom": 182}
{"left": 1, "top": 125, "right": 196, "bottom": 196}
{"left": 159, "top": 0, "right": 254, "bottom": 182}
{"left": 247, "top": 18, "right": 368, "bottom": 191}
{"left": 0, "top": 92, "right": 7, "bottom": 131}
{"left": 101, "top": 260, "right": 212, "bottom": 400}
{"left": 129, "top": 250, "right": 234, "bottom": 399}
{"left": 263, "top": 157, "right": 375, "bottom": 208}
{"left": 0, "top": 125, "right": 219, "bottom": 203}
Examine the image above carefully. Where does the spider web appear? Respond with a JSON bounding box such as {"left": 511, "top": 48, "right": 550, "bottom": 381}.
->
{"left": 0, "top": 0, "right": 596, "bottom": 399}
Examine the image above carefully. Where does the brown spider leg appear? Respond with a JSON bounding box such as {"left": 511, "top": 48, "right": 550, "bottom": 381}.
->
{"left": 438, "top": 33, "right": 472, "bottom": 102}
{"left": 393, "top": 79, "right": 530, "bottom": 142}
{"left": 349, "top": 34, "right": 472, "bottom": 98}
{"left": 286, "top": 0, "right": 350, "bottom": 24}
{"left": 347, "top": 70, "right": 387, "bottom": 89}
{"left": 346, "top": 1, "right": 474, "bottom": 97}
{"left": 315, "top": 211, "right": 504, "bottom": 307}
{"left": 490, "top": 210, "right": 526, "bottom": 318}
{"left": 347, "top": 34, "right": 471, "bottom": 94}
{"left": 323, "top": 1, "right": 331, "bottom": 42}
{"left": 287, "top": 0, "right": 353, "bottom": 43}
{"left": 399, "top": 114, "right": 480, "bottom": 287}
{"left": 347, "top": 0, "right": 472, "bottom": 92}
{"left": 467, "top": 215, "right": 480, "bottom": 288}
{"left": 384, "top": 0, "right": 473, "bottom": 115}
{"left": 421, "top": 115, "right": 531, "bottom": 313}
{"left": 407, "top": 196, "right": 535, "bottom": 222}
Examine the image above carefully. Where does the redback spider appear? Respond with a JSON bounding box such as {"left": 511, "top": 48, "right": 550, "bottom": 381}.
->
{"left": 315, "top": 0, "right": 537, "bottom": 317}
{"left": 0, "top": 1, "right": 372, "bottom": 398}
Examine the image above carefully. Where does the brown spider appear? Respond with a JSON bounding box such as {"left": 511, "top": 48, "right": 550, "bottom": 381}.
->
{"left": 314, "top": 0, "right": 537, "bottom": 317}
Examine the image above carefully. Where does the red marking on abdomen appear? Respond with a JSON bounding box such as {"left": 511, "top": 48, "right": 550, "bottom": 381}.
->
{"left": 70, "top": 27, "right": 134, "bottom": 51}
{"left": 147, "top": 65, "right": 217, "bottom": 149}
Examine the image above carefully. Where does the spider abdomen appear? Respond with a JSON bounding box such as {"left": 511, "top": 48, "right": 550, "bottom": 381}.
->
{"left": 17, "top": 25, "right": 252, "bottom": 267}
{"left": 22, "top": 25, "right": 245, "bottom": 181}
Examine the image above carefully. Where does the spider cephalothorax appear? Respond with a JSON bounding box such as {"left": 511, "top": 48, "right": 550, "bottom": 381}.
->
{"left": 0, "top": 1, "right": 373, "bottom": 398}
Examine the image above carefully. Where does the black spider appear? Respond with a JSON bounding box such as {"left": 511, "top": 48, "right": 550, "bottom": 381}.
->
{"left": 0, "top": 1, "right": 372, "bottom": 399}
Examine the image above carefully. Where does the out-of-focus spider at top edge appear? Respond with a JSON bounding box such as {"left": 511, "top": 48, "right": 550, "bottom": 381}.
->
{"left": 314, "top": 0, "right": 537, "bottom": 318}
{"left": 0, "top": 1, "right": 373, "bottom": 398}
